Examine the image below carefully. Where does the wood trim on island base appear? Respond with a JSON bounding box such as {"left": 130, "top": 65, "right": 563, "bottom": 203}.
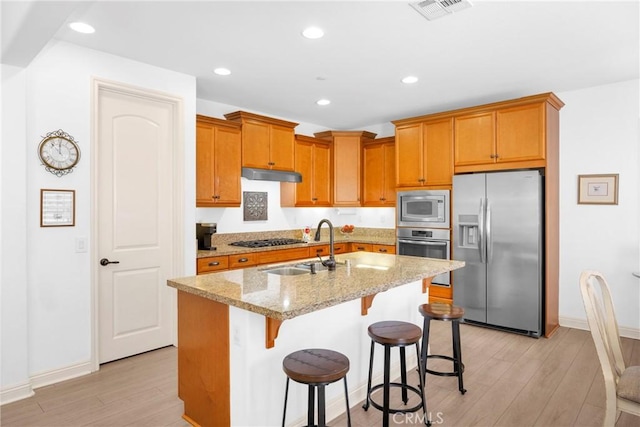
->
{"left": 177, "top": 291, "right": 230, "bottom": 427}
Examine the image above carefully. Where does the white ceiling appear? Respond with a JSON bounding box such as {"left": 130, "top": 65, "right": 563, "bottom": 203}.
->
{"left": 2, "top": 0, "right": 639, "bottom": 129}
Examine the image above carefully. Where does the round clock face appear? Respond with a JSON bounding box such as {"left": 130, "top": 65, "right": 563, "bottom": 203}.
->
{"left": 39, "top": 135, "right": 80, "bottom": 171}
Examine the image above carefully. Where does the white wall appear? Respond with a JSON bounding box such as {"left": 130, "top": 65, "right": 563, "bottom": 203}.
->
{"left": 1, "top": 64, "right": 32, "bottom": 401}
{"left": 0, "top": 41, "right": 196, "bottom": 403}
{"left": 557, "top": 79, "right": 640, "bottom": 333}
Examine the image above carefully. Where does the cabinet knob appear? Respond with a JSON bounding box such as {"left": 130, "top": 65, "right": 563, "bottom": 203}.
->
{"left": 208, "top": 261, "right": 220, "bottom": 267}
{"left": 312, "top": 197, "right": 318, "bottom": 201}
{"left": 238, "top": 257, "right": 249, "bottom": 263}
{"left": 379, "top": 248, "right": 388, "bottom": 253}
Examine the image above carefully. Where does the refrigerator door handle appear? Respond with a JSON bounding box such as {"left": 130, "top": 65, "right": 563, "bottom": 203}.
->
{"left": 478, "top": 197, "right": 485, "bottom": 263}
{"left": 486, "top": 199, "right": 492, "bottom": 263}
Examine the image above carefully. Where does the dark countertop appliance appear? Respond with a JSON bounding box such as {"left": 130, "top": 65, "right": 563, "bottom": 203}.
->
{"left": 197, "top": 223, "right": 217, "bottom": 250}
{"left": 229, "top": 238, "right": 305, "bottom": 248}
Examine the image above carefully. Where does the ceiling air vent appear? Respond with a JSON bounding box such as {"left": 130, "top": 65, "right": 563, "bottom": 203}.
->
{"left": 410, "top": 0, "right": 473, "bottom": 21}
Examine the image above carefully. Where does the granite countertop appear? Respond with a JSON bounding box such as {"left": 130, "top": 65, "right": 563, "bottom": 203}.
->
{"left": 196, "top": 227, "right": 397, "bottom": 257}
{"left": 168, "top": 252, "right": 465, "bottom": 320}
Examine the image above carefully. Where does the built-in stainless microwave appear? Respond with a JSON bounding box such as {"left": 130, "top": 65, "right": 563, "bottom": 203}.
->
{"left": 397, "top": 190, "right": 450, "bottom": 228}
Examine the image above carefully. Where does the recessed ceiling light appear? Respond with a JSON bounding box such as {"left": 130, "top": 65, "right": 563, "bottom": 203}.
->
{"left": 402, "top": 76, "right": 419, "bottom": 84}
{"left": 316, "top": 99, "right": 331, "bottom": 106}
{"left": 213, "top": 68, "right": 231, "bottom": 76}
{"left": 69, "top": 22, "right": 95, "bottom": 34}
{"left": 302, "top": 27, "right": 324, "bottom": 39}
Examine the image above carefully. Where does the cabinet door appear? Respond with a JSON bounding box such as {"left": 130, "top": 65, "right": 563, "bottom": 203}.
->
{"left": 496, "top": 102, "right": 545, "bottom": 163}
{"left": 293, "top": 140, "right": 314, "bottom": 205}
{"left": 363, "top": 143, "right": 385, "bottom": 206}
{"left": 213, "top": 126, "right": 242, "bottom": 206}
{"left": 242, "top": 121, "right": 270, "bottom": 168}
{"left": 312, "top": 142, "right": 332, "bottom": 206}
{"left": 382, "top": 143, "right": 396, "bottom": 204}
{"left": 333, "top": 136, "right": 361, "bottom": 206}
{"left": 424, "top": 118, "right": 453, "bottom": 186}
{"left": 196, "top": 122, "right": 216, "bottom": 207}
{"left": 454, "top": 111, "right": 496, "bottom": 166}
{"left": 270, "top": 124, "right": 295, "bottom": 171}
{"left": 395, "top": 123, "right": 424, "bottom": 187}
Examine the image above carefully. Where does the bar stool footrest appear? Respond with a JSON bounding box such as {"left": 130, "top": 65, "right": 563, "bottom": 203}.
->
{"left": 365, "top": 382, "right": 424, "bottom": 414}
{"left": 425, "top": 354, "right": 465, "bottom": 377}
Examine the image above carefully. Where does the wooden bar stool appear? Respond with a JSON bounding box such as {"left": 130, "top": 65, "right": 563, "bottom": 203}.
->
{"left": 282, "top": 348, "right": 351, "bottom": 427}
{"left": 363, "top": 321, "right": 429, "bottom": 427}
{"left": 418, "top": 303, "right": 466, "bottom": 394}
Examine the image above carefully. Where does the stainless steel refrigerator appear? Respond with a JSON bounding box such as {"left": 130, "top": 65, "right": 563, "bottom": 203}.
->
{"left": 453, "top": 170, "right": 543, "bottom": 337}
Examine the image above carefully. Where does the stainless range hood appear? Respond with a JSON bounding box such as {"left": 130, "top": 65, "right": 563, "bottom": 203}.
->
{"left": 241, "top": 167, "right": 302, "bottom": 183}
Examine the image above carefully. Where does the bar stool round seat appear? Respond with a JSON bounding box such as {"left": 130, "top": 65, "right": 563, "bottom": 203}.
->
{"left": 363, "top": 321, "right": 429, "bottom": 427}
{"left": 282, "top": 348, "right": 351, "bottom": 427}
{"left": 418, "top": 303, "right": 466, "bottom": 394}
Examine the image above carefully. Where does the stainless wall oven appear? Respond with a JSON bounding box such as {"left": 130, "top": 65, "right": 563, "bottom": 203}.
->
{"left": 397, "top": 190, "right": 450, "bottom": 228}
{"left": 397, "top": 228, "right": 450, "bottom": 286}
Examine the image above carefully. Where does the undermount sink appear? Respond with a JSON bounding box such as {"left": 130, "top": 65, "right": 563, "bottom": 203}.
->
{"left": 262, "top": 266, "right": 310, "bottom": 276}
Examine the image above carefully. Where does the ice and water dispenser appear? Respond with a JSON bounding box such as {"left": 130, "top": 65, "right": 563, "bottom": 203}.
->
{"left": 457, "top": 214, "right": 479, "bottom": 248}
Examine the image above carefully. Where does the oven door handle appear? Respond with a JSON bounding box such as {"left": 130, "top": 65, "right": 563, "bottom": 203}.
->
{"left": 397, "top": 239, "right": 448, "bottom": 246}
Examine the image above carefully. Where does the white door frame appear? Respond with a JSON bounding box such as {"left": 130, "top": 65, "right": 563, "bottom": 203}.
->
{"left": 90, "top": 78, "right": 184, "bottom": 371}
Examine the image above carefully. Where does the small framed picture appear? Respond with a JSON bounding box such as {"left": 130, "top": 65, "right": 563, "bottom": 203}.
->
{"left": 41, "top": 189, "right": 75, "bottom": 226}
{"left": 578, "top": 174, "right": 618, "bottom": 205}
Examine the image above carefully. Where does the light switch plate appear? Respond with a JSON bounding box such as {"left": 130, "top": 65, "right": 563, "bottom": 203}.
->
{"left": 75, "top": 237, "right": 87, "bottom": 253}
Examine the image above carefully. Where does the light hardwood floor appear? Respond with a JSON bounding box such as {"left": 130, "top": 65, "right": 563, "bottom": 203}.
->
{"left": 2, "top": 323, "right": 638, "bottom": 427}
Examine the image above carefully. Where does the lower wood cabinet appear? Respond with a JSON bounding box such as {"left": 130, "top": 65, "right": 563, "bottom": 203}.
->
{"left": 228, "top": 253, "right": 258, "bottom": 269}
{"left": 372, "top": 244, "right": 396, "bottom": 254}
{"left": 197, "top": 256, "right": 229, "bottom": 274}
{"left": 351, "top": 243, "right": 373, "bottom": 252}
{"left": 196, "top": 241, "right": 398, "bottom": 275}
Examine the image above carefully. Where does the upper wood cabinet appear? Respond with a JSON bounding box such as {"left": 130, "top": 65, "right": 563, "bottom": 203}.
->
{"left": 224, "top": 111, "right": 298, "bottom": 171}
{"left": 454, "top": 94, "right": 564, "bottom": 173}
{"left": 315, "top": 130, "right": 377, "bottom": 206}
{"left": 362, "top": 137, "right": 396, "bottom": 206}
{"left": 281, "top": 135, "right": 332, "bottom": 207}
{"left": 393, "top": 118, "right": 453, "bottom": 188}
{"left": 195, "top": 115, "right": 242, "bottom": 207}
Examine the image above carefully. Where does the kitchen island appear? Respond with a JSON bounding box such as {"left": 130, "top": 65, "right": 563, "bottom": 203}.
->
{"left": 167, "top": 252, "right": 464, "bottom": 426}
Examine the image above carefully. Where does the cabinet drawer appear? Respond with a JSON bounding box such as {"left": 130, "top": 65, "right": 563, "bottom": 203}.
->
{"left": 310, "top": 243, "right": 349, "bottom": 257}
{"left": 228, "top": 253, "right": 258, "bottom": 269}
{"left": 197, "top": 256, "right": 229, "bottom": 274}
{"left": 258, "top": 247, "right": 309, "bottom": 265}
{"left": 372, "top": 244, "right": 396, "bottom": 254}
{"left": 351, "top": 243, "right": 372, "bottom": 252}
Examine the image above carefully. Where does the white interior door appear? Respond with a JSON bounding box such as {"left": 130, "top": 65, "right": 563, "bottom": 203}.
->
{"left": 96, "top": 82, "right": 178, "bottom": 363}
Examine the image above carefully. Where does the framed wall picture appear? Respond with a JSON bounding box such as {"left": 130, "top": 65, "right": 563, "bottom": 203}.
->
{"left": 41, "top": 189, "right": 75, "bottom": 226}
{"left": 578, "top": 174, "right": 618, "bottom": 205}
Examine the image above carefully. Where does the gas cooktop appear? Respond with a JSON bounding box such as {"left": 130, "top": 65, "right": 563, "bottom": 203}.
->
{"left": 229, "top": 238, "right": 305, "bottom": 248}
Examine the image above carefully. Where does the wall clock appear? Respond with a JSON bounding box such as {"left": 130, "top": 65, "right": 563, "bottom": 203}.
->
{"left": 38, "top": 129, "right": 81, "bottom": 177}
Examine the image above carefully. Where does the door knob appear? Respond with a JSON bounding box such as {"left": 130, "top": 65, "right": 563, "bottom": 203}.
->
{"left": 100, "top": 258, "right": 120, "bottom": 266}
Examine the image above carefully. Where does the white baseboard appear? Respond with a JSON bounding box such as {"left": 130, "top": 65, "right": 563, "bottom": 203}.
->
{"left": 560, "top": 316, "right": 640, "bottom": 340}
{"left": 0, "top": 381, "right": 34, "bottom": 405}
{"left": 30, "top": 360, "right": 94, "bottom": 390}
{"left": 1, "top": 360, "right": 95, "bottom": 406}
